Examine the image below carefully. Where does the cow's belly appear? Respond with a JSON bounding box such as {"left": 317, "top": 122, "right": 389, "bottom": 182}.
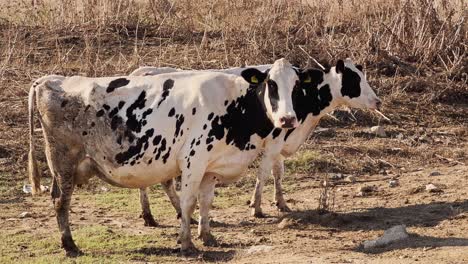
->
{"left": 207, "top": 148, "right": 260, "bottom": 183}
{"left": 107, "top": 161, "right": 179, "bottom": 188}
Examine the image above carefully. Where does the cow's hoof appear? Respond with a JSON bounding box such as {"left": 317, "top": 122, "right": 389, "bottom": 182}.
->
{"left": 180, "top": 243, "right": 199, "bottom": 256}
{"left": 277, "top": 204, "right": 292, "bottom": 212}
{"left": 65, "top": 249, "right": 83, "bottom": 258}
{"left": 200, "top": 233, "right": 219, "bottom": 247}
{"left": 251, "top": 209, "right": 265, "bottom": 218}
{"left": 142, "top": 215, "right": 158, "bottom": 227}
{"left": 62, "top": 237, "right": 82, "bottom": 257}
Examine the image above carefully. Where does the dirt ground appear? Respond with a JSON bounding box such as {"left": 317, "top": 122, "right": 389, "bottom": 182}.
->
{"left": 1, "top": 163, "right": 467, "bottom": 263}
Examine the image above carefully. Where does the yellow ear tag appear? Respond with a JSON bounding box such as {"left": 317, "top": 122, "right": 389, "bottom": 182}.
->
{"left": 304, "top": 76, "right": 311, "bottom": 83}
{"left": 251, "top": 76, "right": 259, "bottom": 84}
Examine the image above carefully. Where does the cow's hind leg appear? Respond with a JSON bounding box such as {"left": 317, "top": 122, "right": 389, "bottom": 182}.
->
{"left": 162, "top": 179, "right": 198, "bottom": 224}
{"left": 47, "top": 146, "right": 82, "bottom": 257}
{"left": 161, "top": 179, "right": 182, "bottom": 218}
{"left": 272, "top": 156, "right": 291, "bottom": 212}
{"left": 197, "top": 174, "right": 217, "bottom": 246}
{"left": 139, "top": 188, "right": 158, "bottom": 227}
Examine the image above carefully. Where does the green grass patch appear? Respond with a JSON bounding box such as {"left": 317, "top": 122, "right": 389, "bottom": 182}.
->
{"left": 0, "top": 224, "right": 179, "bottom": 263}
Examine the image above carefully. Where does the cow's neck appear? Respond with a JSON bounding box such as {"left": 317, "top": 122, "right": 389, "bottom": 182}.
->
{"left": 211, "top": 83, "right": 275, "bottom": 151}
{"left": 281, "top": 71, "right": 343, "bottom": 156}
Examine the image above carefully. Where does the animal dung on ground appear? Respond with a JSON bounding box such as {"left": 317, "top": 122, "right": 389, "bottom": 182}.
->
{"left": 362, "top": 225, "right": 409, "bottom": 250}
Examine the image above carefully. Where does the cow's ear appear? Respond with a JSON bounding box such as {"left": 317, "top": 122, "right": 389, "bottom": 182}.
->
{"left": 241, "top": 68, "right": 267, "bottom": 85}
{"left": 299, "top": 69, "right": 323, "bottom": 85}
{"left": 298, "top": 70, "right": 312, "bottom": 84}
{"left": 356, "top": 64, "right": 363, "bottom": 72}
{"left": 336, "top": 59, "right": 345, "bottom": 74}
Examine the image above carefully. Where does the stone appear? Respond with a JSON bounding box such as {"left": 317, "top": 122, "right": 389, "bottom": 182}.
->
{"left": 22, "top": 184, "right": 49, "bottom": 194}
{"left": 409, "top": 186, "right": 425, "bottom": 194}
{"left": 425, "top": 183, "right": 443, "bottom": 193}
{"left": 19, "top": 212, "right": 32, "bottom": 218}
{"left": 429, "top": 171, "right": 441, "bottom": 176}
{"left": 363, "top": 225, "right": 409, "bottom": 250}
{"left": 370, "top": 126, "right": 387, "bottom": 137}
{"left": 277, "top": 218, "right": 295, "bottom": 229}
{"left": 345, "top": 175, "right": 356, "bottom": 183}
{"left": 389, "top": 179, "right": 399, "bottom": 188}
{"left": 357, "top": 185, "right": 378, "bottom": 197}
{"left": 330, "top": 173, "right": 344, "bottom": 180}
{"left": 246, "top": 245, "right": 274, "bottom": 255}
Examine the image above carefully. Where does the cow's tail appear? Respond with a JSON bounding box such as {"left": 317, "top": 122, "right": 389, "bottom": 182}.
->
{"left": 28, "top": 81, "right": 42, "bottom": 195}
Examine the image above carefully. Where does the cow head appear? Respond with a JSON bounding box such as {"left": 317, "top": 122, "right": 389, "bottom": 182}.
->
{"left": 241, "top": 58, "right": 299, "bottom": 129}
{"left": 332, "top": 58, "right": 381, "bottom": 110}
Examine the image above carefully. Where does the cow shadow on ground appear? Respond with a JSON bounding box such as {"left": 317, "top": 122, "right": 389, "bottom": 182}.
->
{"left": 279, "top": 200, "right": 468, "bottom": 253}
{"left": 133, "top": 246, "right": 236, "bottom": 262}
{"left": 282, "top": 200, "right": 467, "bottom": 231}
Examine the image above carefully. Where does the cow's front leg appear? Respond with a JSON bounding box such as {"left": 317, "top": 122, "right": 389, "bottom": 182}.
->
{"left": 272, "top": 155, "right": 291, "bottom": 212}
{"left": 179, "top": 168, "right": 204, "bottom": 255}
{"left": 249, "top": 153, "right": 274, "bottom": 218}
{"left": 197, "top": 174, "right": 217, "bottom": 246}
{"left": 139, "top": 188, "right": 158, "bottom": 227}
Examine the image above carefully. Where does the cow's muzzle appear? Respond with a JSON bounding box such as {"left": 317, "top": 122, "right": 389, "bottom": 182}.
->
{"left": 280, "top": 115, "right": 297, "bottom": 129}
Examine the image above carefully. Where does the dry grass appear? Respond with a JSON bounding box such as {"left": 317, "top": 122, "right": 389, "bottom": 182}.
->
{"left": 0, "top": 0, "right": 466, "bottom": 77}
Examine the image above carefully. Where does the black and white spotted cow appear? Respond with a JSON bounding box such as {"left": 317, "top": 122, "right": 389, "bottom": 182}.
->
{"left": 130, "top": 58, "right": 382, "bottom": 222}
{"left": 28, "top": 58, "right": 304, "bottom": 256}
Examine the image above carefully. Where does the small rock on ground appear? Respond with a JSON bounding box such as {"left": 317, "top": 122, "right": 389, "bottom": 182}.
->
{"left": 363, "top": 225, "right": 409, "bottom": 250}
{"left": 426, "top": 183, "right": 443, "bottom": 193}
{"left": 330, "top": 173, "right": 344, "bottom": 180}
{"left": 19, "top": 212, "right": 32, "bottom": 218}
{"left": 370, "top": 126, "right": 387, "bottom": 137}
{"left": 389, "top": 179, "right": 399, "bottom": 188}
{"left": 357, "top": 185, "right": 378, "bottom": 196}
{"left": 345, "top": 175, "right": 356, "bottom": 183}
{"left": 246, "top": 245, "right": 274, "bottom": 255}
{"left": 429, "top": 171, "right": 441, "bottom": 176}
{"left": 277, "top": 218, "right": 295, "bottom": 229}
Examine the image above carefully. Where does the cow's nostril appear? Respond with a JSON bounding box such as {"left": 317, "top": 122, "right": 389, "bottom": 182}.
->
{"left": 280, "top": 116, "right": 297, "bottom": 128}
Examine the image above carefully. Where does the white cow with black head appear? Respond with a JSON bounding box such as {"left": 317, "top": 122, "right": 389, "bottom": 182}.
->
{"left": 28, "top": 58, "right": 303, "bottom": 256}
